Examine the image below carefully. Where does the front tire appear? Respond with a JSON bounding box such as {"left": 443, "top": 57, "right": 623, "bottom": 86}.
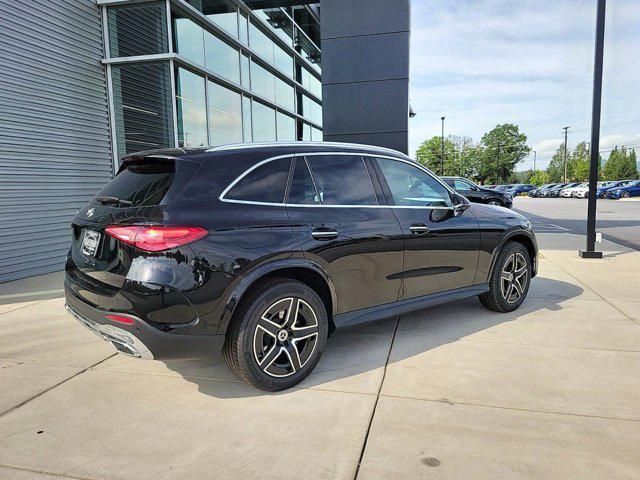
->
{"left": 621, "top": 191, "right": 630, "bottom": 199}
{"left": 224, "top": 278, "right": 328, "bottom": 391}
{"left": 487, "top": 199, "right": 503, "bottom": 206}
{"left": 479, "top": 242, "right": 531, "bottom": 312}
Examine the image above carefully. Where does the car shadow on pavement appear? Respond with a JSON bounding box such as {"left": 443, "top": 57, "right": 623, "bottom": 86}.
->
{"left": 160, "top": 276, "right": 583, "bottom": 399}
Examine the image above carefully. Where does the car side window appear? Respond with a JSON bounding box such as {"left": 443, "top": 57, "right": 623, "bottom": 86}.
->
{"left": 453, "top": 179, "right": 472, "bottom": 190}
{"left": 224, "top": 157, "right": 292, "bottom": 203}
{"left": 305, "top": 155, "right": 378, "bottom": 205}
{"left": 376, "top": 158, "right": 452, "bottom": 207}
{"left": 288, "top": 158, "right": 320, "bottom": 204}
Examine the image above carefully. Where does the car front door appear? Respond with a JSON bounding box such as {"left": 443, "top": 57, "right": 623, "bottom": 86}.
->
{"left": 372, "top": 158, "right": 480, "bottom": 299}
{"left": 286, "top": 154, "right": 404, "bottom": 315}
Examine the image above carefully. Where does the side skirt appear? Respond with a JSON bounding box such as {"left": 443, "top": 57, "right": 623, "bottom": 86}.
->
{"left": 333, "top": 284, "right": 490, "bottom": 329}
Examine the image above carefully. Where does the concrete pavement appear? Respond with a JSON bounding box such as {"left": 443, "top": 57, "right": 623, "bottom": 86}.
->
{"left": 1, "top": 233, "right": 639, "bottom": 479}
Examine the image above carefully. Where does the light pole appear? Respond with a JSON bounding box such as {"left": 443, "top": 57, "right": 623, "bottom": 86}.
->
{"left": 532, "top": 150, "right": 537, "bottom": 171}
{"left": 563, "top": 126, "right": 570, "bottom": 182}
{"left": 580, "top": 0, "right": 606, "bottom": 259}
{"left": 440, "top": 116, "right": 445, "bottom": 175}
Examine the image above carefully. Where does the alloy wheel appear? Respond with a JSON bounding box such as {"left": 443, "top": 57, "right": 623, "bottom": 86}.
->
{"left": 488, "top": 200, "right": 501, "bottom": 206}
{"left": 253, "top": 297, "right": 319, "bottom": 378}
{"left": 500, "top": 252, "right": 529, "bottom": 304}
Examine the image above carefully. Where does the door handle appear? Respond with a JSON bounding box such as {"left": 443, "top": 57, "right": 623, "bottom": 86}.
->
{"left": 311, "top": 228, "right": 339, "bottom": 241}
{"left": 409, "top": 223, "right": 430, "bottom": 234}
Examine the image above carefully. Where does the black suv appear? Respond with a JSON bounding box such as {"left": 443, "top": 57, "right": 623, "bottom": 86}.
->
{"left": 65, "top": 143, "right": 537, "bottom": 391}
{"left": 442, "top": 176, "right": 513, "bottom": 207}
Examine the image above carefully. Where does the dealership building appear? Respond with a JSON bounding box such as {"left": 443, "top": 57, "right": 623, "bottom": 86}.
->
{"left": 0, "top": 0, "right": 410, "bottom": 282}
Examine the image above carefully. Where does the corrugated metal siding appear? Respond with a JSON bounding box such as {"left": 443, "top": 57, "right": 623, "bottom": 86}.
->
{"left": 0, "top": 0, "right": 112, "bottom": 283}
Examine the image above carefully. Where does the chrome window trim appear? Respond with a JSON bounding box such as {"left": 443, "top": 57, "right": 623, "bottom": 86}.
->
{"left": 219, "top": 151, "right": 457, "bottom": 210}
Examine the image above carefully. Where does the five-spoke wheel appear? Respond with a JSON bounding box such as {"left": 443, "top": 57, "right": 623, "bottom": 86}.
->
{"left": 480, "top": 241, "right": 531, "bottom": 312}
{"left": 224, "top": 278, "right": 328, "bottom": 391}
{"left": 253, "top": 298, "right": 319, "bottom": 378}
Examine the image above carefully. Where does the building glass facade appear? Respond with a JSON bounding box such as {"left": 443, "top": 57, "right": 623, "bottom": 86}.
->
{"left": 104, "top": 0, "right": 322, "bottom": 163}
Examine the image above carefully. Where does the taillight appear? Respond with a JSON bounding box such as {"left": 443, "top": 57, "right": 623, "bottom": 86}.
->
{"left": 105, "top": 314, "right": 135, "bottom": 325}
{"left": 105, "top": 225, "right": 207, "bottom": 252}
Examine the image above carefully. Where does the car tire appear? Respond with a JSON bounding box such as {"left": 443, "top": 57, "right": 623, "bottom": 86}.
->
{"left": 223, "top": 278, "right": 328, "bottom": 391}
{"left": 479, "top": 242, "right": 531, "bottom": 313}
{"left": 487, "top": 199, "right": 503, "bottom": 206}
{"left": 621, "top": 191, "right": 630, "bottom": 198}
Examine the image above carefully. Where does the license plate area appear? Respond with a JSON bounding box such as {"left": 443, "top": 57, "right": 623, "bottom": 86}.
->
{"left": 81, "top": 229, "right": 101, "bottom": 257}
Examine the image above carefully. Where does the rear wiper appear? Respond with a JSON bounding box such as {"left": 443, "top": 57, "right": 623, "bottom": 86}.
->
{"left": 95, "top": 195, "right": 132, "bottom": 206}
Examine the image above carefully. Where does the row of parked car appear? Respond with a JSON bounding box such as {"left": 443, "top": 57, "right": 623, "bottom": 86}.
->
{"left": 527, "top": 180, "right": 640, "bottom": 199}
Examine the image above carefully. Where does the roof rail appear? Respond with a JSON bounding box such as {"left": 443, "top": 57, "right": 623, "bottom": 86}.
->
{"left": 204, "top": 141, "right": 409, "bottom": 158}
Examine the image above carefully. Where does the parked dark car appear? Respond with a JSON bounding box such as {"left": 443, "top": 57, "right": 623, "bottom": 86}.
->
{"left": 65, "top": 142, "right": 537, "bottom": 391}
{"left": 492, "top": 184, "right": 514, "bottom": 193}
{"left": 541, "top": 183, "right": 569, "bottom": 197}
{"left": 442, "top": 176, "right": 513, "bottom": 207}
{"left": 528, "top": 183, "right": 555, "bottom": 197}
{"left": 508, "top": 184, "right": 537, "bottom": 196}
{"left": 603, "top": 180, "right": 640, "bottom": 199}
{"left": 596, "top": 180, "right": 633, "bottom": 198}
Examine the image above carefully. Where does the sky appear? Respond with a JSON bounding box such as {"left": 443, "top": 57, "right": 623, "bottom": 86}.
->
{"left": 408, "top": 0, "right": 640, "bottom": 170}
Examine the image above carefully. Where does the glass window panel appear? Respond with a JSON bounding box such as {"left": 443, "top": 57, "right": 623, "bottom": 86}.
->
{"left": 309, "top": 74, "right": 322, "bottom": 99}
{"left": 173, "top": 15, "right": 205, "bottom": 65}
{"left": 310, "top": 99, "right": 322, "bottom": 126}
{"left": 204, "top": 31, "right": 240, "bottom": 83}
{"left": 307, "top": 156, "right": 377, "bottom": 205}
{"left": 275, "top": 78, "right": 295, "bottom": 111}
{"left": 250, "top": 61, "right": 275, "bottom": 101}
{"left": 241, "top": 54, "right": 250, "bottom": 89}
{"left": 239, "top": 11, "right": 249, "bottom": 45}
{"left": 254, "top": 8, "right": 294, "bottom": 46}
{"left": 226, "top": 157, "right": 291, "bottom": 203}
{"left": 299, "top": 122, "right": 311, "bottom": 141}
{"left": 298, "top": 93, "right": 310, "bottom": 118}
{"left": 277, "top": 113, "right": 296, "bottom": 141}
{"left": 274, "top": 45, "right": 294, "bottom": 77}
{"left": 376, "top": 158, "right": 452, "bottom": 207}
{"left": 207, "top": 81, "right": 242, "bottom": 146}
{"left": 311, "top": 127, "right": 322, "bottom": 141}
{"left": 242, "top": 96, "right": 252, "bottom": 142}
{"left": 108, "top": 2, "right": 168, "bottom": 57}
{"left": 176, "top": 68, "right": 208, "bottom": 147}
{"left": 111, "top": 63, "right": 174, "bottom": 156}
{"left": 249, "top": 21, "right": 274, "bottom": 63}
{"left": 185, "top": 0, "right": 238, "bottom": 38}
{"left": 252, "top": 101, "right": 276, "bottom": 142}
{"left": 288, "top": 158, "right": 319, "bottom": 204}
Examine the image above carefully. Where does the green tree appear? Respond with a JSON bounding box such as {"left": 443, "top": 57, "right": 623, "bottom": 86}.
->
{"left": 603, "top": 146, "right": 638, "bottom": 180}
{"left": 416, "top": 136, "right": 456, "bottom": 175}
{"left": 478, "top": 124, "right": 530, "bottom": 184}
{"left": 529, "top": 170, "right": 550, "bottom": 186}
{"left": 416, "top": 135, "right": 482, "bottom": 178}
{"left": 545, "top": 145, "right": 565, "bottom": 183}
{"left": 570, "top": 141, "right": 592, "bottom": 181}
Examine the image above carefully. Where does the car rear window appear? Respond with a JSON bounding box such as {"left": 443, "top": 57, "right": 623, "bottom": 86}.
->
{"left": 95, "top": 159, "right": 176, "bottom": 207}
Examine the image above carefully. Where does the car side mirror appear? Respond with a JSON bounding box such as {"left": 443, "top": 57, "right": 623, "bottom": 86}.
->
{"left": 451, "top": 193, "right": 471, "bottom": 214}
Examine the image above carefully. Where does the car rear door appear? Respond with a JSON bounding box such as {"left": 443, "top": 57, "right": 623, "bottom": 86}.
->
{"left": 372, "top": 157, "right": 480, "bottom": 299}
{"left": 286, "top": 154, "right": 404, "bottom": 314}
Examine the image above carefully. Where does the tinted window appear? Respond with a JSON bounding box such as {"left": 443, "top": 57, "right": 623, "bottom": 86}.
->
{"left": 225, "top": 157, "right": 291, "bottom": 203}
{"left": 453, "top": 179, "right": 473, "bottom": 190}
{"left": 288, "top": 158, "right": 319, "bottom": 205}
{"left": 376, "top": 159, "right": 452, "bottom": 207}
{"left": 306, "top": 156, "right": 377, "bottom": 205}
{"left": 97, "top": 160, "right": 175, "bottom": 207}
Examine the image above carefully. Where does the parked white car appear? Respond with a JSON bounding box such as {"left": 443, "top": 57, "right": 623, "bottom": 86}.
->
{"left": 559, "top": 182, "right": 583, "bottom": 197}
{"left": 572, "top": 181, "right": 613, "bottom": 198}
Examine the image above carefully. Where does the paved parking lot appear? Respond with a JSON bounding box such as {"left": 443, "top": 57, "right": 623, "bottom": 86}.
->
{"left": 514, "top": 197, "right": 640, "bottom": 250}
{"left": 1, "top": 232, "right": 640, "bottom": 479}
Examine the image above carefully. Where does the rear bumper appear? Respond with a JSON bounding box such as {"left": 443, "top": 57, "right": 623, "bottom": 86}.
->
{"left": 65, "top": 285, "right": 224, "bottom": 360}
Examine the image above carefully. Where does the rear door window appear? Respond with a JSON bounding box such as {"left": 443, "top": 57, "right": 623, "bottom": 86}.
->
{"left": 96, "top": 159, "right": 176, "bottom": 207}
{"left": 287, "top": 158, "right": 320, "bottom": 204}
{"left": 224, "top": 157, "right": 292, "bottom": 203}
{"left": 305, "top": 155, "right": 378, "bottom": 205}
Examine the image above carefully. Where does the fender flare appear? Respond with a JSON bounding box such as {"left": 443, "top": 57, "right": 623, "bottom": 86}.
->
{"left": 487, "top": 228, "right": 538, "bottom": 280}
{"left": 217, "top": 258, "right": 338, "bottom": 334}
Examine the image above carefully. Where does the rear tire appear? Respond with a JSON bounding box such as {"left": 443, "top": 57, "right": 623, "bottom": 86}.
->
{"left": 479, "top": 242, "right": 531, "bottom": 312}
{"left": 223, "top": 278, "right": 328, "bottom": 391}
{"left": 487, "top": 199, "right": 503, "bottom": 206}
